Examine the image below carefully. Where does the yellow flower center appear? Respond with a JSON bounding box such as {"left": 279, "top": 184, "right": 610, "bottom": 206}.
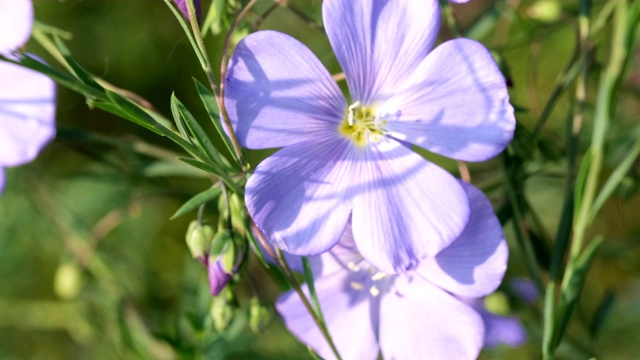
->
{"left": 338, "top": 101, "right": 386, "bottom": 147}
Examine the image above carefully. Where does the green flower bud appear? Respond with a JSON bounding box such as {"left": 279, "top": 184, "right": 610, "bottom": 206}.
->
{"left": 186, "top": 220, "right": 214, "bottom": 259}
{"left": 210, "top": 293, "right": 234, "bottom": 332}
{"left": 54, "top": 261, "right": 83, "bottom": 300}
{"left": 528, "top": 0, "right": 562, "bottom": 23}
{"left": 249, "top": 298, "right": 271, "bottom": 333}
{"left": 484, "top": 292, "right": 511, "bottom": 316}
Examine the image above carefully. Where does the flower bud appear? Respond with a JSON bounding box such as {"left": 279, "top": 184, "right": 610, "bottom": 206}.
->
{"left": 54, "top": 261, "right": 83, "bottom": 300}
{"left": 527, "top": 0, "right": 562, "bottom": 23}
{"left": 249, "top": 298, "right": 271, "bottom": 333}
{"left": 210, "top": 290, "right": 234, "bottom": 332}
{"left": 207, "top": 230, "right": 244, "bottom": 296}
{"left": 185, "top": 220, "right": 214, "bottom": 260}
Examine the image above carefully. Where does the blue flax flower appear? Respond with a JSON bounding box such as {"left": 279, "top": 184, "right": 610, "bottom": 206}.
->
{"left": 276, "top": 183, "right": 508, "bottom": 360}
{"left": 225, "top": 0, "right": 515, "bottom": 273}
{"left": 0, "top": 0, "right": 56, "bottom": 192}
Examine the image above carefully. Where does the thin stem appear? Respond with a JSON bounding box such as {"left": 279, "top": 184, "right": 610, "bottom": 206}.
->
{"left": 219, "top": 0, "right": 257, "bottom": 172}
{"left": 185, "top": 0, "right": 247, "bottom": 170}
{"left": 250, "top": 224, "right": 341, "bottom": 359}
{"left": 274, "top": 249, "right": 342, "bottom": 360}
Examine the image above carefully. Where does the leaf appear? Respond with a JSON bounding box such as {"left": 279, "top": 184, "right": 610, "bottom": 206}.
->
{"left": 52, "top": 35, "right": 102, "bottom": 91}
{"left": 171, "top": 94, "right": 226, "bottom": 169}
{"left": 171, "top": 186, "right": 223, "bottom": 219}
{"left": 177, "top": 158, "right": 243, "bottom": 195}
{"left": 550, "top": 196, "right": 574, "bottom": 280}
{"left": 194, "top": 80, "right": 237, "bottom": 163}
{"left": 552, "top": 236, "right": 603, "bottom": 350}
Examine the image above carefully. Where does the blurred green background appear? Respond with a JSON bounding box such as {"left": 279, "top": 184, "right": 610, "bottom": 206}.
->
{"left": 1, "top": 0, "right": 639, "bottom": 358}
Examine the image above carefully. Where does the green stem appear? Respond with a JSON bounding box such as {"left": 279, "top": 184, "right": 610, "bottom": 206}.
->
{"left": 185, "top": 0, "right": 247, "bottom": 170}
{"left": 274, "top": 250, "right": 342, "bottom": 360}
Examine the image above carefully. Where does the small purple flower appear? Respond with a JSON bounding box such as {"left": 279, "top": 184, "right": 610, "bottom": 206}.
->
{"left": 276, "top": 183, "right": 508, "bottom": 359}
{"left": 0, "top": 0, "right": 56, "bottom": 193}
{"left": 225, "top": 0, "right": 515, "bottom": 273}
{"left": 172, "top": 0, "right": 201, "bottom": 23}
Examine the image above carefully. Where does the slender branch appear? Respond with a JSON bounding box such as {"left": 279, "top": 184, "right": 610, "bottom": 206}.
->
{"left": 185, "top": 0, "right": 247, "bottom": 170}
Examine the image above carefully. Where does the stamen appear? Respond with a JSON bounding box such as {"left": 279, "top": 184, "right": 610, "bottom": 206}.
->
{"left": 347, "top": 101, "right": 361, "bottom": 126}
{"left": 347, "top": 262, "right": 360, "bottom": 272}
{"left": 369, "top": 286, "right": 380, "bottom": 297}
{"left": 371, "top": 272, "right": 387, "bottom": 281}
{"left": 350, "top": 281, "right": 364, "bottom": 291}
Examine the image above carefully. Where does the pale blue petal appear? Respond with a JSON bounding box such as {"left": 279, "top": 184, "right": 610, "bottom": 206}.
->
{"left": 246, "top": 138, "right": 353, "bottom": 256}
{"left": 379, "top": 276, "right": 484, "bottom": 360}
{"left": 382, "top": 39, "right": 515, "bottom": 162}
{"left": 0, "top": 60, "right": 56, "bottom": 167}
{"left": 276, "top": 271, "right": 380, "bottom": 360}
{"left": 351, "top": 139, "right": 470, "bottom": 273}
{"left": 225, "top": 30, "right": 346, "bottom": 149}
{"left": 0, "top": 0, "right": 32, "bottom": 53}
{"left": 323, "top": 0, "right": 440, "bottom": 104}
{"left": 417, "top": 182, "right": 508, "bottom": 298}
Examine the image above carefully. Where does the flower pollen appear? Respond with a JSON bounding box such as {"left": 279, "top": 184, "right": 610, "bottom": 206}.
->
{"left": 338, "top": 102, "right": 386, "bottom": 147}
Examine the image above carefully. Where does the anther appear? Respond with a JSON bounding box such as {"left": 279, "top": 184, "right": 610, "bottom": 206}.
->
{"left": 347, "top": 101, "right": 361, "bottom": 126}
{"left": 350, "top": 281, "right": 364, "bottom": 291}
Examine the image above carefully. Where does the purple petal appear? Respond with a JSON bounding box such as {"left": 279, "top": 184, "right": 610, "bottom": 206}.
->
{"left": 382, "top": 38, "right": 515, "bottom": 162}
{"left": 323, "top": 0, "right": 440, "bottom": 104}
{"left": 351, "top": 139, "right": 470, "bottom": 273}
{"left": 480, "top": 310, "right": 527, "bottom": 348}
{"left": 225, "top": 31, "right": 346, "bottom": 149}
{"left": 0, "top": 169, "right": 5, "bottom": 193}
{"left": 417, "top": 182, "right": 508, "bottom": 298}
{"left": 0, "top": 0, "right": 33, "bottom": 53}
{"left": 276, "top": 271, "right": 380, "bottom": 360}
{"left": 379, "top": 276, "right": 484, "bottom": 360}
{"left": 208, "top": 259, "right": 232, "bottom": 296}
{"left": 0, "top": 60, "right": 56, "bottom": 168}
{"left": 246, "top": 138, "right": 353, "bottom": 256}
{"left": 450, "top": 0, "right": 471, "bottom": 3}
{"left": 172, "top": 0, "right": 201, "bottom": 22}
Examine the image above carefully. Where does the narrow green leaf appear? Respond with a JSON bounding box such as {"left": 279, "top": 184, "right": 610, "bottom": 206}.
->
{"left": 552, "top": 236, "right": 603, "bottom": 350}
{"left": 589, "top": 137, "right": 640, "bottom": 220}
{"left": 550, "top": 195, "right": 574, "bottom": 280}
{"left": 589, "top": 291, "right": 615, "bottom": 337}
{"left": 177, "top": 158, "right": 243, "bottom": 195}
{"left": 92, "top": 101, "right": 162, "bottom": 135}
{"left": 52, "top": 35, "right": 102, "bottom": 91}
{"left": 194, "top": 80, "right": 237, "bottom": 162}
{"left": 171, "top": 186, "right": 222, "bottom": 219}
{"left": 173, "top": 94, "right": 225, "bottom": 168}
{"left": 169, "top": 93, "right": 194, "bottom": 142}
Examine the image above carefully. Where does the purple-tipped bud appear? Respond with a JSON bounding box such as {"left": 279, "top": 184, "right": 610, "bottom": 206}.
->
{"left": 206, "top": 230, "right": 244, "bottom": 296}
{"left": 208, "top": 257, "right": 233, "bottom": 296}
{"left": 173, "top": 0, "right": 201, "bottom": 23}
